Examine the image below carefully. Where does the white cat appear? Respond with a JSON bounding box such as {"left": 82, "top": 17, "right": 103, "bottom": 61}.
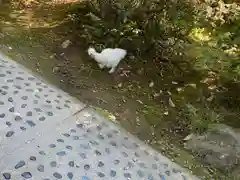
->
{"left": 88, "top": 47, "right": 127, "bottom": 73}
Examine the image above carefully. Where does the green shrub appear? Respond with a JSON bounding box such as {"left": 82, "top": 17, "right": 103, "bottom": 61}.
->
{"left": 67, "top": 0, "right": 196, "bottom": 66}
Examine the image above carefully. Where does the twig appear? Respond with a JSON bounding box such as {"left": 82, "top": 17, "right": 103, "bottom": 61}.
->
{"left": 96, "top": 97, "right": 108, "bottom": 104}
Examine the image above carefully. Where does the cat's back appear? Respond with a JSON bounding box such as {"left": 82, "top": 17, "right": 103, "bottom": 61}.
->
{"left": 101, "top": 48, "right": 127, "bottom": 65}
{"left": 114, "top": 48, "right": 127, "bottom": 58}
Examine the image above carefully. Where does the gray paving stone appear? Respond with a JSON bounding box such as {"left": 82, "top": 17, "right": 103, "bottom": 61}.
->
{"left": 0, "top": 53, "right": 85, "bottom": 157}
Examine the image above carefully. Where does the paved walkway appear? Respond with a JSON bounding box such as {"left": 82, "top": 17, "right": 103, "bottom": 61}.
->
{"left": 0, "top": 52, "right": 198, "bottom": 180}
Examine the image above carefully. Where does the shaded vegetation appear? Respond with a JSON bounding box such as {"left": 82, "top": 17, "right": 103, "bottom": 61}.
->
{"left": 65, "top": 0, "right": 240, "bottom": 133}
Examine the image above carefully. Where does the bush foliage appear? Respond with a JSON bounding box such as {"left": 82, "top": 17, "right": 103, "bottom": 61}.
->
{"left": 66, "top": 0, "right": 240, "bottom": 132}
{"left": 68, "top": 0, "right": 196, "bottom": 65}
{"left": 68, "top": 0, "right": 239, "bottom": 79}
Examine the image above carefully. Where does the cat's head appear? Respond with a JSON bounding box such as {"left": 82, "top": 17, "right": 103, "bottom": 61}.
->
{"left": 87, "top": 47, "right": 96, "bottom": 58}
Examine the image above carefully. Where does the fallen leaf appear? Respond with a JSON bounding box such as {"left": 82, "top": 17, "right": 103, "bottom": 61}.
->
{"left": 206, "top": 94, "right": 214, "bottom": 101}
{"left": 163, "top": 111, "right": 169, "bottom": 115}
{"left": 167, "top": 91, "right": 172, "bottom": 95}
{"left": 52, "top": 67, "right": 59, "bottom": 73}
{"left": 168, "top": 97, "right": 176, "bottom": 108}
{"left": 136, "top": 100, "right": 143, "bottom": 104}
{"left": 153, "top": 93, "right": 160, "bottom": 97}
{"left": 85, "top": 12, "right": 101, "bottom": 21}
{"left": 208, "top": 85, "right": 217, "bottom": 90}
{"left": 188, "top": 83, "right": 197, "bottom": 88}
{"left": 172, "top": 81, "right": 178, "bottom": 85}
{"left": 117, "top": 83, "right": 123, "bottom": 88}
{"left": 61, "top": 40, "right": 71, "bottom": 49}
{"left": 183, "top": 133, "right": 194, "bottom": 141}
{"left": 176, "top": 87, "right": 183, "bottom": 93}
{"left": 149, "top": 81, "right": 154, "bottom": 87}
{"left": 109, "top": 114, "right": 116, "bottom": 121}
{"left": 50, "top": 53, "right": 57, "bottom": 59}
{"left": 122, "top": 96, "right": 126, "bottom": 103}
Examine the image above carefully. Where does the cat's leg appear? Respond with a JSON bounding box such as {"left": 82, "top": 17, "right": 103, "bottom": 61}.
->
{"left": 98, "top": 63, "right": 104, "bottom": 69}
{"left": 109, "top": 66, "right": 116, "bottom": 74}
